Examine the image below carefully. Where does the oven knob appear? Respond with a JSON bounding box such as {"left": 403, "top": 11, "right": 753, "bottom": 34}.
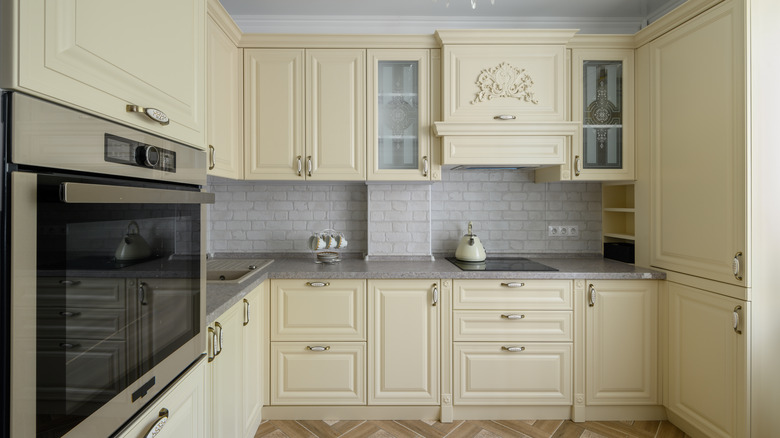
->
{"left": 141, "top": 145, "right": 160, "bottom": 168}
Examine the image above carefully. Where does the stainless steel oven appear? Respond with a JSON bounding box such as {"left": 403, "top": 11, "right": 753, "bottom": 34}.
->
{"left": 0, "top": 93, "right": 214, "bottom": 437}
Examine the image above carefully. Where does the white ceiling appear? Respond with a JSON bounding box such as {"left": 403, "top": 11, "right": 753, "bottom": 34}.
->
{"left": 219, "top": 0, "right": 686, "bottom": 35}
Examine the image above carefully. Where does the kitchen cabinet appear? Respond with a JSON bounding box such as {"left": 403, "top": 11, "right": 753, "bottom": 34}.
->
{"left": 368, "top": 279, "right": 439, "bottom": 405}
{"left": 585, "top": 280, "right": 658, "bottom": 405}
{"left": 666, "top": 281, "right": 748, "bottom": 438}
{"left": 601, "top": 183, "right": 636, "bottom": 262}
{"left": 4, "top": 0, "right": 206, "bottom": 149}
{"left": 114, "top": 357, "right": 206, "bottom": 438}
{"left": 208, "top": 282, "right": 266, "bottom": 438}
{"left": 244, "top": 49, "right": 365, "bottom": 181}
{"left": 206, "top": 8, "right": 243, "bottom": 178}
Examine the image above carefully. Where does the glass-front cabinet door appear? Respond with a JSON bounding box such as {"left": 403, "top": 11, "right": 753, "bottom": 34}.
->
{"left": 367, "top": 49, "right": 433, "bottom": 181}
{"left": 572, "top": 49, "right": 634, "bottom": 181}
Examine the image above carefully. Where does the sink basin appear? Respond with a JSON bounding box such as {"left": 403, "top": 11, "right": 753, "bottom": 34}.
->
{"left": 206, "top": 259, "right": 273, "bottom": 284}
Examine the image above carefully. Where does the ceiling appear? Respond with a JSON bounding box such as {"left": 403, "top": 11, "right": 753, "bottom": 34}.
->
{"left": 218, "top": 0, "right": 686, "bottom": 35}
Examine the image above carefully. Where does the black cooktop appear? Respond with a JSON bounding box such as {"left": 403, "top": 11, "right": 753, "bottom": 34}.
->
{"left": 446, "top": 257, "right": 558, "bottom": 272}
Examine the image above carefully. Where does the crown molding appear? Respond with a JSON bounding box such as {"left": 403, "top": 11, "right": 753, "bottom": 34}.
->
{"left": 435, "top": 29, "right": 579, "bottom": 45}
{"left": 239, "top": 33, "right": 438, "bottom": 49}
{"left": 207, "top": 0, "right": 242, "bottom": 44}
{"left": 633, "top": 0, "right": 722, "bottom": 47}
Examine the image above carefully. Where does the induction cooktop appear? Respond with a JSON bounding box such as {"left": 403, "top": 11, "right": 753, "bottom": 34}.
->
{"left": 446, "top": 257, "right": 558, "bottom": 272}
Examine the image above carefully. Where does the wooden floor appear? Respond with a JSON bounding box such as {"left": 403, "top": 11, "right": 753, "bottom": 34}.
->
{"left": 254, "top": 419, "right": 691, "bottom": 438}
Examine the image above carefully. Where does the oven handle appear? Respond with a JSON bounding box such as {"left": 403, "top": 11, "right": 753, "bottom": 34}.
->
{"left": 60, "top": 182, "right": 215, "bottom": 204}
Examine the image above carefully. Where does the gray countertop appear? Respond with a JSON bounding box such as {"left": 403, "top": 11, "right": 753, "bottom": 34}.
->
{"left": 205, "top": 254, "right": 665, "bottom": 324}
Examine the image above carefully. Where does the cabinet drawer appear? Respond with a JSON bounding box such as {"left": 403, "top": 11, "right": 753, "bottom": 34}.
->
{"left": 37, "top": 277, "right": 127, "bottom": 309}
{"left": 38, "top": 307, "right": 129, "bottom": 340}
{"left": 271, "top": 342, "right": 366, "bottom": 405}
{"left": 453, "top": 342, "right": 572, "bottom": 405}
{"left": 272, "top": 279, "right": 366, "bottom": 341}
{"left": 453, "top": 280, "right": 573, "bottom": 310}
{"left": 453, "top": 310, "right": 572, "bottom": 342}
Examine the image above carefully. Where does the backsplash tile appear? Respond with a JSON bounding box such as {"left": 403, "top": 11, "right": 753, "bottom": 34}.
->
{"left": 367, "top": 184, "right": 432, "bottom": 257}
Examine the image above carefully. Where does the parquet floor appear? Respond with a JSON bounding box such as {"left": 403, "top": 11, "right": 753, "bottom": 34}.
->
{"left": 254, "top": 419, "right": 691, "bottom": 438}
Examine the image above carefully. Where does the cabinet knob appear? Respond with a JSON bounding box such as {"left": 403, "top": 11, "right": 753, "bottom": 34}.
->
{"left": 297, "top": 155, "right": 303, "bottom": 177}
{"left": 306, "top": 281, "right": 330, "bottom": 287}
{"left": 423, "top": 156, "right": 429, "bottom": 177}
{"left": 575, "top": 155, "right": 582, "bottom": 177}
{"left": 243, "top": 298, "right": 250, "bottom": 326}
{"left": 432, "top": 284, "right": 439, "bottom": 306}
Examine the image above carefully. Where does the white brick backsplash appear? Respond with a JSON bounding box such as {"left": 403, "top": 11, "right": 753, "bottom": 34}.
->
{"left": 367, "top": 184, "right": 432, "bottom": 257}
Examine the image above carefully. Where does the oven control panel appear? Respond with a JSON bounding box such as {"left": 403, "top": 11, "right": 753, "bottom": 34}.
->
{"left": 104, "top": 134, "right": 176, "bottom": 172}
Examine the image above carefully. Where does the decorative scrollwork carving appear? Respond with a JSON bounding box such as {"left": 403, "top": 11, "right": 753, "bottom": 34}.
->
{"left": 471, "top": 62, "right": 539, "bottom": 105}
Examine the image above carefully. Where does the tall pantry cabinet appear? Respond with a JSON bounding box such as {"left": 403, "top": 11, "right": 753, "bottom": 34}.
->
{"left": 635, "top": 0, "right": 780, "bottom": 437}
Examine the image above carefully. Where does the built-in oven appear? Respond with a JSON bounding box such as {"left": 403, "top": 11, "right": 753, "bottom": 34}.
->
{"left": 0, "top": 93, "right": 214, "bottom": 437}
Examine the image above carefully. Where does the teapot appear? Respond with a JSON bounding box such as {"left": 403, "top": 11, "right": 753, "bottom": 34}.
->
{"left": 115, "top": 221, "right": 152, "bottom": 261}
{"left": 455, "top": 221, "right": 487, "bottom": 262}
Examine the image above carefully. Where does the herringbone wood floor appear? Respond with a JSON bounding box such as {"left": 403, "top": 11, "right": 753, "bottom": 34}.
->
{"left": 254, "top": 419, "right": 691, "bottom": 438}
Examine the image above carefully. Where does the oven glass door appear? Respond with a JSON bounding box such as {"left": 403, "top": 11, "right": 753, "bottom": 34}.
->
{"left": 34, "top": 172, "right": 202, "bottom": 437}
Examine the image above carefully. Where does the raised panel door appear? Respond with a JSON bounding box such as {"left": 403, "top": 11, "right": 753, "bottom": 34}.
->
{"left": 368, "top": 279, "right": 439, "bottom": 405}
{"left": 242, "top": 283, "right": 266, "bottom": 438}
{"left": 648, "top": 1, "right": 747, "bottom": 286}
{"left": 586, "top": 280, "right": 658, "bottom": 405}
{"left": 209, "top": 300, "right": 244, "bottom": 437}
{"left": 16, "top": 0, "right": 206, "bottom": 148}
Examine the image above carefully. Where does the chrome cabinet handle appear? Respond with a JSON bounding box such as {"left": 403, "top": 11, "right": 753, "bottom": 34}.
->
{"left": 59, "top": 280, "right": 81, "bottom": 287}
{"left": 733, "top": 252, "right": 743, "bottom": 281}
{"left": 143, "top": 408, "right": 169, "bottom": 438}
{"left": 423, "top": 156, "right": 429, "bottom": 177}
{"left": 297, "top": 155, "right": 303, "bottom": 176}
{"left": 501, "top": 314, "right": 525, "bottom": 320}
{"left": 588, "top": 284, "right": 596, "bottom": 307}
{"left": 307, "top": 156, "right": 313, "bottom": 177}
{"left": 59, "top": 343, "right": 80, "bottom": 350}
{"left": 207, "top": 327, "right": 217, "bottom": 362}
{"left": 494, "top": 115, "right": 516, "bottom": 120}
{"left": 243, "top": 298, "right": 250, "bottom": 327}
{"left": 214, "top": 321, "right": 223, "bottom": 356}
{"left": 306, "top": 281, "right": 330, "bottom": 287}
{"left": 59, "top": 311, "right": 81, "bottom": 317}
{"left": 733, "top": 305, "right": 743, "bottom": 334}
{"left": 126, "top": 104, "right": 170, "bottom": 126}
{"left": 500, "top": 282, "right": 525, "bottom": 288}
{"left": 432, "top": 284, "right": 439, "bottom": 307}
{"left": 208, "top": 145, "right": 216, "bottom": 170}
{"left": 139, "top": 282, "right": 148, "bottom": 306}
{"left": 575, "top": 155, "right": 582, "bottom": 177}
{"left": 501, "top": 346, "right": 525, "bottom": 352}
{"left": 306, "top": 346, "right": 330, "bottom": 352}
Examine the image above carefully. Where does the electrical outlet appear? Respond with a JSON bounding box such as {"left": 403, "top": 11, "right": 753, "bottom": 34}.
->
{"left": 548, "top": 225, "right": 579, "bottom": 237}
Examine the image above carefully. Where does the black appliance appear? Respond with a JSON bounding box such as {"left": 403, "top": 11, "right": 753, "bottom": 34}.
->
{"left": 446, "top": 257, "right": 558, "bottom": 272}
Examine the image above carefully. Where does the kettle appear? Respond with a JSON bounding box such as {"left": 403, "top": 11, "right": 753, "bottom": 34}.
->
{"left": 115, "top": 221, "right": 152, "bottom": 261}
{"left": 455, "top": 221, "right": 487, "bottom": 262}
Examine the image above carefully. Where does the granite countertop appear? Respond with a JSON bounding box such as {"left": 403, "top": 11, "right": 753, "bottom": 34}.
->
{"left": 205, "top": 254, "right": 665, "bottom": 324}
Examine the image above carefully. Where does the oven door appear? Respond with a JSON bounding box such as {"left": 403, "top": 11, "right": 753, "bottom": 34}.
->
{"left": 10, "top": 171, "right": 212, "bottom": 438}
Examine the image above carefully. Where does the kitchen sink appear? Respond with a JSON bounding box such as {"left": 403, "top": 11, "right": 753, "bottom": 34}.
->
{"left": 206, "top": 259, "right": 273, "bottom": 284}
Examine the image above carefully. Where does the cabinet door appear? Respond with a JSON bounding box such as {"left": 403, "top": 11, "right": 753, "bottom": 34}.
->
{"left": 368, "top": 280, "right": 439, "bottom": 405}
{"left": 16, "top": 0, "right": 206, "bottom": 148}
{"left": 242, "top": 283, "right": 266, "bottom": 438}
{"left": 244, "top": 49, "right": 305, "bottom": 180}
{"left": 648, "top": 1, "right": 747, "bottom": 286}
{"left": 207, "top": 16, "right": 242, "bottom": 178}
{"left": 367, "top": 49, "right": 431, "bottom": 181}
{"left": 306, "top": 49, "right": 366, "bottom": 181}
{"left": 585, "top": 280, "right": 657, "bottom": 405}
{"left": 209, "top": 300, "right": 244, "bottom": 437}
{"left": 667, "top": 282, "right": 749, "bottom": 438}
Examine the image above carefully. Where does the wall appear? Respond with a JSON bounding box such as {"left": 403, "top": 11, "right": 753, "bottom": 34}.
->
{"left": 207, "top": 170, "right": 602, "bottom": 256}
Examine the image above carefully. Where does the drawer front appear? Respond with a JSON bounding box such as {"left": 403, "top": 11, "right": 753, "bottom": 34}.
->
{"left": 453, "top": 280, "right": 573, "bottom": 310}
{"left": 271, "top": 342, "right": 366, "bottom": 405}
{"left": 272, "top": 279, "right": 366, "bottom": 341}
{"left": 453, "top": 311, "right": 573, "bottom": 342}
{"left": 454, "top": 343, "right": 572, "bottom": 405}
{"left": 37, "top": 277, "right": 127, "bottom": 309}
{"left": 38, "top": 307, "right": 128, "bottom": 340}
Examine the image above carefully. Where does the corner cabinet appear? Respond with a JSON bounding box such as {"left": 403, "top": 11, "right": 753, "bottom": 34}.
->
{"left": 6, "top": 0, "right": 206, "bottom": 149}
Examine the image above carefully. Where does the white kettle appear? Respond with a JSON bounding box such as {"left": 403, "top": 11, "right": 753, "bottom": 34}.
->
{"left": 455, "top": 221, "right": 487, "bottom": 262}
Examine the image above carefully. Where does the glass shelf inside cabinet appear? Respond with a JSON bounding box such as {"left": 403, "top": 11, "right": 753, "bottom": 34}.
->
{"left": 583, "top": 60, "right": 623, "bottom": 169}
{"left": 377, "top": 60, "right": 419, "bottom": 170}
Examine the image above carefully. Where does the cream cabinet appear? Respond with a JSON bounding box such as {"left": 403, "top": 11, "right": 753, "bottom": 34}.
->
{"left": 666, "top": 281, "right": 749, "bottom": 438}
{"left": 585, "top": 280, "right": 658, "bottom": 405}
{"left": 206, "top": 11, "right": 243, "bottom": 178}
{"left": 114, "top": 358, "right": 206, "bottom": 438}
{"left": 244, "top": 49, "right": 365, "bottom": 181}
{"left": 5, "top": 0, "right": 206, "bottom": 149}
{"left": 368, "top": 279, "right": 439, "bottom": 405}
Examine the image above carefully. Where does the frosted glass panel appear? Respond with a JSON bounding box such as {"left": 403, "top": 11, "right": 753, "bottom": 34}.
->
{"left": 377, "top": 61, "right": 419, "bottom": 170}
{"left": 583, "top": 61, "right": 623, "bottom": 169}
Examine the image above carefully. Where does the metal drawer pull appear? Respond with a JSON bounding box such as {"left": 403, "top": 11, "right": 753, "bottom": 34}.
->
{"left": 500, "top": 282, "right": 525, "bottom": 288}
{"left": 494, "top": 115, "right": 516, "bottom": 120}
{"left": 59, "top": 343, "right": 80, "bottom": 350}
{"left": 575, "top": 155, "right": 582, "bottom": 176}
{"left": 432, "top": 284, "right": 439, "bottom": 306}
{"left": 207, "top": 327, "right": 217, "bottom": 362}
{"left": 733, "top": 252, "right": 743, "bottom": 281}
{"left": 501, "top": 314, "right": 525, "bottom": 320}
{"left": 423, "top": 156, "right": 429, "bottom": 177}
{"left": 588, "top": 284, "right": 596, "bottom": 307}
{"left": 215, "top": 321, "right": 223, "bottom": 356}
{"left": 126, "top": 104, "right": 170, "bottom": 126}
{"left": 733, "top": 305, "right": 742, "bottom": 334}
{"left": 59, "top": 311, "right": 81, "bottom": 317}
{"left": 306, "top": 281, "right": 330, "bottom": 287}
{"left": 307, "top": 156, "right": 313, "bottom": 177}
{"left": 59, "top": 280, "right": 81, "bottom": 287}
{"left": 501, "top": 346, "right": 525, "bottom": 352}
{"left": 243, "top": 299, "right": 250, "bottom": 326}
{"left": 208, "top": 145, "right": 216, "bottom": 170}
{"left": 297, "top": 155, "right": 303, "bottom": 176}
{"left": 306, "top": 346, "right": 330, "bottom": 352}
{"left": 143, "top": 408, "right": 169, "bottom": 438}
{"left": 138, "top": 282, "right": 148, "bottom": 306}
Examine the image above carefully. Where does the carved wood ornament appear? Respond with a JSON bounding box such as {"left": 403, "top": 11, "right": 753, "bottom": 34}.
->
{"left": 471, "top": 62, "right": 539, "bottom": 105}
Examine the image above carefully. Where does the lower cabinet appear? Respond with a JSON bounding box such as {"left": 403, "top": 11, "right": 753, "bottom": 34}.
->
{"left": 114, "top": 357, "right": 206, "bottom": 438}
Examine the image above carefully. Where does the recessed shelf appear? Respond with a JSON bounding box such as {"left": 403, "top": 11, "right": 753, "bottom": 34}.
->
{"left": 604, "top": 233, "right": 635, "bottom": 241}
{"left": 603, "top": 208, "right": 635, "bottom": 213}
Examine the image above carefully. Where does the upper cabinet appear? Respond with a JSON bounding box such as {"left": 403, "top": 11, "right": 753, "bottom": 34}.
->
{"left": 3, "top": 0, "right": 206, "bottom": 149}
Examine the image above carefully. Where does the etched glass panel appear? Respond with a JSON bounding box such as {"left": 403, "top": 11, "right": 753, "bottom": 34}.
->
{"left": 377, "top": 61, "right": 419, "bottom": 170}
{"left": 583, "top": 60, "right": 623, "bottom": 169}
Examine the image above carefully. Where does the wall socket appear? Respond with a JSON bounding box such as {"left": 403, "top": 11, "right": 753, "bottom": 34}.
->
{"left": 548, "top": 225, "right": 579, "bottom": 237}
